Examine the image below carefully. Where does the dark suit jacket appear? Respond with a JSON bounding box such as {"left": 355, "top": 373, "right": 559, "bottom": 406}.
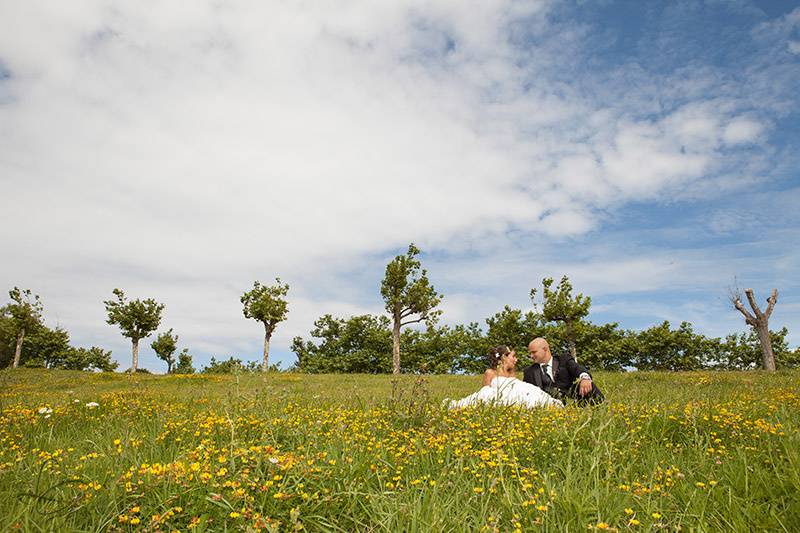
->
{"left": 523, "top": 353, "right": 603, "bottom": 402}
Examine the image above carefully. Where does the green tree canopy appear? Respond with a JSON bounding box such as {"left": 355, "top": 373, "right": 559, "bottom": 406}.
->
{"left": 531, "top": 276, "right": 591, "bottom": 361}
{"left": 632, "top": 321, "right": 717, "bottom": 371}
{"left": 151, "top": 328, "right": 179, "bottom": 373}
{"left": 380, "top": 244, "right": 442, "bottom": 374}
{"left": 0, "top": 314, "right": 117, "bottom": 372}
{"left": 241, "top": 278, "right": 289, "bottom": 371}
{"left": 7, "top": 287, "right": 44, "bottom": 368}
{"left": 485, "top": 306, "right": 544, "bottom": 355}
{"left": 714, "top": 327, "right": 796, "bottom": 370}
{"left": 174, "top": 348, "right": 195, "bottom": 374}
{"left": 55, "top": 346, "right": 118, "bottom": 372}
{"left": 293, "top": 314, "right": 392, "bottom": 373}
{"left": 104, "top": 288, "right": 164, "bottom": 372}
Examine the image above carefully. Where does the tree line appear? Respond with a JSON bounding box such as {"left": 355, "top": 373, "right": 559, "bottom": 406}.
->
{"left": 292, "top": 307, "right": 798, "bottom": 374}
{"left": 1, "top": 244, "right": 794, "bottom": 373}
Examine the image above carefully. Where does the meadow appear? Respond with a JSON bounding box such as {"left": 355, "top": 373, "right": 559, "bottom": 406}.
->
{"left": 0, "top": 369, "right": 798, "bottom": 532}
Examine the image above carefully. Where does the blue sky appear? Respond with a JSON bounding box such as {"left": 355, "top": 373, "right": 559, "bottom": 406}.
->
{"left": 1, "top": 0, "right": 798, "bottom": 371}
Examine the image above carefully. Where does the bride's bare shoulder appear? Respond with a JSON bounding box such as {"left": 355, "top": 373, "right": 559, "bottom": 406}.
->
{"left": 482, "top": 368, "right": 497, "bottom": 386}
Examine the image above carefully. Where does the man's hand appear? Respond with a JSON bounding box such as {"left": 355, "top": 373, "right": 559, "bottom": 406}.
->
{"left": 578, "top": 378, "right": 592, "bottom": 397}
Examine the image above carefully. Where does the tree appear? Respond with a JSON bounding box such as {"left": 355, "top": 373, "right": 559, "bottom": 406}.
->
{"left": 7, "top": 287, "right": 44, "bottom": 368}
{"left": 632, "top": 321, "right": 716, "bottom": 371}
{"left": 22, "top": 325, "right": 71, "bottom": 368}
{"left": 151, "top": 329, "right": 178, "bottom": 373}
{"left": 402, "top": 323, "right": 483, "bottom": 374}
{"left": 380, "top": 244, "right": 442, "bottom": 374}
{"left": 104, "top": 288, "right": 164, "bottom": 372}
{"left": 202, "top": 356, "right": 246, "bottom": 374}
{"left": 449, "top": 322, "right": 490, "bottom": 374}
{"left": 56, "top": 346, "right": 118, "bottom": 372}
{"left": 0, "top": 307, "right": 117, "bottom": 371}
{"left": 731, "top": 287, "right": 778, "bottom": 371}
{"left": 714, "top": 327, "right": 795, "bottom": 370}
{"left": 485, "top": 306, "right": 544, "bottom": 355}
{"left": 175, "top": 348, "right": 195, "bottom": 374}
{"left": 565, "top": 321, "right": 632, "bottom": 371}
{"left": 241, "top": 278, "right": 289, "bottom": 371}
{"left": 0, "top": 307, "right": 16, "bottom": 368}
{"left": 531, "top": 276, "right": 590, "bottom": 361}
{"left": 292, "top": 314, "right": 392, "bottom": 373}
{"left": 293, "top": 312, "right": 487, "bottom": 374}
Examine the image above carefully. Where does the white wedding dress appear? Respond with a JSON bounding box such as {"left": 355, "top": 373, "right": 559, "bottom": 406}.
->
{"left": 449, "top": 376, "right": 563, "bottom": 409}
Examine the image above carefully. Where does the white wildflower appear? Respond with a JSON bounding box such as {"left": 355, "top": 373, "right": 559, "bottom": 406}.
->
{"left": 85, "top": 402, "right": 100, "bottom": 408}
{"left": 38, "top": 407, "right": 53, "bottom": 415}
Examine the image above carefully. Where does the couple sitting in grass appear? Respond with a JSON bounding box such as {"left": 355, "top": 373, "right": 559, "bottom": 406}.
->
{"left": 450, "top": 338, "right": 604, "bottom": 409}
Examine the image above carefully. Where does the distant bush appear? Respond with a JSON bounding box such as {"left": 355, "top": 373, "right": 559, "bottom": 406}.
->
{"left": 124, "top": 367, "right": 152, "bottom": 374}
{"left": 202, "top": 356, "right": 281, "bottom": 374}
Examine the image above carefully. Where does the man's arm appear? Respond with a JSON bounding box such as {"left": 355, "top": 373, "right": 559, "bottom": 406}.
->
{"left": 564, "top": 356, "right": 593, "bottom": 397}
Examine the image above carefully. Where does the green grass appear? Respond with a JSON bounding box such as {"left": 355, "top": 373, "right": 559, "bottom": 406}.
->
{"left": 1, "top": 369, "right": 798, "bottom": 532}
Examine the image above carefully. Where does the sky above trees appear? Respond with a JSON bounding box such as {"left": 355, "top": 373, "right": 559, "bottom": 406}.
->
{"left": 1, "top": 0, "right": 798, "bottom": 370}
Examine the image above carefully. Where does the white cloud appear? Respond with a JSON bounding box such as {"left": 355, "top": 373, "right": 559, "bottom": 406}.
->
{"left": 723, "top": 117, "right": 765, "bottom": 144}
{"left": 0, "top": 1, "right": 796, "bottom": 368}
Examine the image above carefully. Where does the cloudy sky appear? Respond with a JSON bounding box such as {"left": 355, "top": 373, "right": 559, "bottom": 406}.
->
{"left": 2, "top": 0, "right": 799, "bottom": 371}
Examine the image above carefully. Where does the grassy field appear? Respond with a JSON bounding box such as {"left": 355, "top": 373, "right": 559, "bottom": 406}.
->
{"left": 1, "top": 369, "right": 798, "bottom": 532}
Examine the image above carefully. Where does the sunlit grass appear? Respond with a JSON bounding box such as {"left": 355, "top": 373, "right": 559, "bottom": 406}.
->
{"left": 1, "top": 369, "right": 798, "bottom": 531}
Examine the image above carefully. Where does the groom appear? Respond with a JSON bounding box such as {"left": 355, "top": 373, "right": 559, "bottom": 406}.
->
{"left": 523, "top": 337, "right": 604, "bottom": 405}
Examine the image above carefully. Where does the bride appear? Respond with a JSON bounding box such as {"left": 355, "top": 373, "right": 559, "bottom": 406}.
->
{"left": 449, "top": 345, "right": 563, "bottom": 409}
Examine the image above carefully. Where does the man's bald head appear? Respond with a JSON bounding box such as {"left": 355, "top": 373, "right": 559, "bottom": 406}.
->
{"left": 528, "top": 337, "right": 552, "bottom": 364}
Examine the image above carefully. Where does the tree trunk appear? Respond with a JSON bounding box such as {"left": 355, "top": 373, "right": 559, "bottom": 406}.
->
{"left": 167, "top": 360, "right": 173, "bottom": 374}
{"left": 13, "top": 327, "right": 25, "bottom": 368}
{"left": 392, "top": 317, "right": 401, "bottom": 375}
{"left": 262, "top": 328, "right": 271, "bottom": 372}
{"left": 733, "top": 288, "right": 778, "bottom": 372}
{"left": 755, "top": 324, "right": 776, "bottom": 372}
{"left": 566, "top": 320, "right": 578, "bottom": 362}
{"left": 132, "top": 338, "right": 139, "bottom": 372}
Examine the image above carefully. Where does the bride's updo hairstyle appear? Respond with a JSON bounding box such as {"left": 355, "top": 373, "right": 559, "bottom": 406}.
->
{"left": 487, "top": 345, "right": 512, "bottom": 369}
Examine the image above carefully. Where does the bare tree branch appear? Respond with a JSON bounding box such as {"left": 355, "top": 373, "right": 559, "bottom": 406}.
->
{"left": 729, "top": 282, "right": 778, "bottom": 372}
{"left": 400, "top": 317, "right": 425, "bottom": 327}
{"left": 744, "top": 288, "right": 763, "bottom": 319}
{"left": 733, "top": 298, "right": 757, "bottom": 326}
{"left": 764, "top": 288, "right": 778, "bottom": 319}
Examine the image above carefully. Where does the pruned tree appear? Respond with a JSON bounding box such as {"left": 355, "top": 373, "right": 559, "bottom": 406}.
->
{"left": 731, "top": 287, "right": 779, "bottom": 371}
{"left": 531, "top": 276, "right": 590, "bottom": 361}
{"left": 241, "top": 278, "right": 289, "bottom": 371}
{"left": 7, "top": 287, "right": 44, "bottom": 368}
{"left": 380, "top": 243, "right": 442, "bottom": 374}
{"left": 151, "top": 328, "right": 178, "bottom": 373}
{"left": 104, "top": 288, "right": 164, "bottom": 372}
